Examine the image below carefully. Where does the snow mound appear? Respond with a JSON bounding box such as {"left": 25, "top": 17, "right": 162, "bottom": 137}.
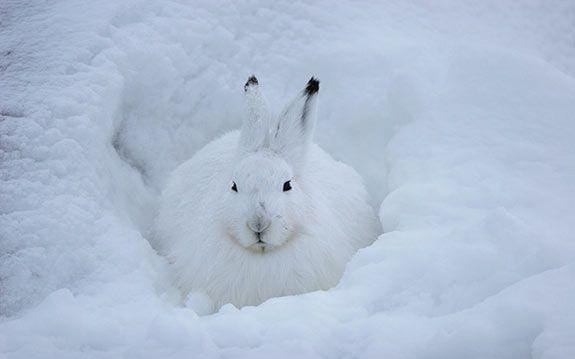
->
{"left": 1, "top": 1, "right": 574, "bottom": 358}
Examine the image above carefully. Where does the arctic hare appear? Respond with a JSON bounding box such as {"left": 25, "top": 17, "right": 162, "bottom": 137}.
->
{"left": 155, "top": 76, "right": 379, "bottom": 310}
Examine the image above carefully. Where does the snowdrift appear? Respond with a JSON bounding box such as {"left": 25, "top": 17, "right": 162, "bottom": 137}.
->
{"left": 1, "top": 1, "right": 574, "bottom": 358}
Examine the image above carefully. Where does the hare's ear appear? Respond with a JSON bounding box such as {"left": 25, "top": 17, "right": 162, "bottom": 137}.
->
{"left": 239, "top": 76, "right": 271, "bottom": 153}
{"left": 270, "top": 77, "right": 319, "bottom": 171}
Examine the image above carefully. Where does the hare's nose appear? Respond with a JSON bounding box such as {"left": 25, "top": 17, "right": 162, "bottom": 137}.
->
{"left": 248, "top": 216, "right": 271, "bottom": 234}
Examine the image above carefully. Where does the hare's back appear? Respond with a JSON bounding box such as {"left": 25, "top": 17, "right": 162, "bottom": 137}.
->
{"left": 165, "top": 131, "right": 239, "bottom": 196}
{"left": 305, "top": 144, "right": 371, "bottom": 207}
{"left": 303, "top": 145, "right": 379, "bottom": 246}
{"left": 158, "top": 132, "right": 239, "bottom": 233}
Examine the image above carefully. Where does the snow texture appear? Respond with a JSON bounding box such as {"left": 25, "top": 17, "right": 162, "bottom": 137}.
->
{"left": 1, "top": 0, "right": 575, "bottom": 358}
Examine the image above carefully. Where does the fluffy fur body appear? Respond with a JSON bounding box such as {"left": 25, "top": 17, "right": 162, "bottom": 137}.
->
{"left": 155, "top": 77, "right": 379, "bottom": 309}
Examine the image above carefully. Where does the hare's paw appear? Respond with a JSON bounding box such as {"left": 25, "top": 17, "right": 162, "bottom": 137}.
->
{"left": 185, "top": 291, "right": 215, "bottom": 316}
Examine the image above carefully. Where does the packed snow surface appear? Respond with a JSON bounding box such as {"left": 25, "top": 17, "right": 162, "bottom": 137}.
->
{"left": 1, "top": 0, "right": 575, "bottom": 358}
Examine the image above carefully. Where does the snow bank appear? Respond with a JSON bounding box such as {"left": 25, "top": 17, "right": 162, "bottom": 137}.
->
{"left": 1, "top": 0, "right": 574, "bottom": 358}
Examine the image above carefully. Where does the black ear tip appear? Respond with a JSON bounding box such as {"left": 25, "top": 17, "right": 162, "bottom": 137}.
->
{"left": 305, "top": 77, "right": 320, "bottom": 95}
{"left": 244, "top": 75, "right": 259, "bottom": 91}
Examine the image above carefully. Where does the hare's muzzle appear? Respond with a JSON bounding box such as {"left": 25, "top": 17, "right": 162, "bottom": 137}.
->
{"left": 247, "top": 215, "right": 271, "bottom": 235}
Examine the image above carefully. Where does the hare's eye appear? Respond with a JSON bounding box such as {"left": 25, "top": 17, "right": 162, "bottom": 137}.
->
{"left": 231, "top": 182, "right": 238, "bottom": 192}
{"left": 283, "top": 180, "right": 292, "bottom": 192}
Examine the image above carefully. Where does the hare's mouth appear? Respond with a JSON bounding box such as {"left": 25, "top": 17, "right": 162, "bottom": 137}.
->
{"left": 248, "top": 229, "right": 301, "bottom": 253}
{"left": 227, "top": 225, "right": 299, "bottom": 253}
{"left": 227, "top": 232, "right": 276, "bottom": 253}
{"left": 250, "top": 239, "right": 271, "bottom": 253}
{"left": 248, "top": 232, "right": 276, "bottom": 253}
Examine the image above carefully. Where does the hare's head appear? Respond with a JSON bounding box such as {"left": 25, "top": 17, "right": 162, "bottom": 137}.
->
{"left": 225, "top": 76, "right": 319, "bottom": 253}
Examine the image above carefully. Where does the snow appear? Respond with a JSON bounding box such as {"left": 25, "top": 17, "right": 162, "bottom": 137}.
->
{"left": 1, "top": 0, "right": 575, "bottom": 358}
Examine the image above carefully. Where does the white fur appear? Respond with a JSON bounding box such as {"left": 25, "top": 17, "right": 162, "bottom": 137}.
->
{"left": 154, "top": 77, "right": 379, "bottom": 309}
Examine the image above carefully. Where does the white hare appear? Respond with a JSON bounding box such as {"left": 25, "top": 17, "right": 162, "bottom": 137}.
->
{"left": 155, "top": 76, "right": 379, "bottom": 310}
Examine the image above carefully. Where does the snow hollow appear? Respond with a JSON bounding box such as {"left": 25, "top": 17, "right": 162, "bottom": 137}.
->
{"left": 1, "top": 1, "right": 575, "bottom": 358}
